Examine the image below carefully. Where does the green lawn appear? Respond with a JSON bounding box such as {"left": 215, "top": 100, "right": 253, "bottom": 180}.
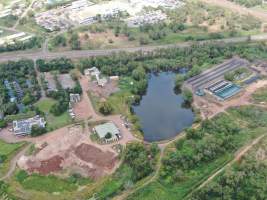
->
{"left": 16, "top": 172, "right": 77, "bottom": 193}
{"left": 35, "top": 98, "right": 57, "bottom": 112}
{"left": 35, "top": 98, "right": 72, "bottom": 130}
{"left": 0, "top": 140, "right": 25, "bottom": 177}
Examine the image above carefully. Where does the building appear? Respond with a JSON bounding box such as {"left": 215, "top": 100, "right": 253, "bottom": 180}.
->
{"left": 70, "top": 93, "right": 81, "bottom": 104}
{"left": 13, "top": 115, "right": 46, "bottom": 136}
{"left": 97, "top": 77, "right": 108, "bottom": 87}
{"left": 84, "top": 67, "right": 100, "bottom": 77}
{"left": 4, "top": 80, "right": 16, "bottom": 103}
{"left": 93, "top": 122, "right": 121, "bottom": 143}
{"left": 70, "top": 0, "right": 94, "bottom": 11}
{"left": 85, "top": 67, "right": 108, "bottom": 87}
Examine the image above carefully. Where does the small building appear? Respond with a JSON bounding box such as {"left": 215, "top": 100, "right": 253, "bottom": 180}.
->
{"left": 97, "top": 77, "right": 108, "bottom": 87}
{"left": 93, "top": 122, "right": 121, "bottom": 143}
{"left": 84, "top": 67, "right": 100, "bottom": 77}
{"left": 13, "top": 115, "right": 46, "bottom": 136}
{"left": 68, "top": 108, "right": 75, "bottom": 119}
{"left": 70, "top": 93, "right": 81, "bottom": 104}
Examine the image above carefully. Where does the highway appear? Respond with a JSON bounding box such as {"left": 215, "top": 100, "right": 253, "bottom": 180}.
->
{"left": 0, "top": 33, "right": 267, "bottom": 62}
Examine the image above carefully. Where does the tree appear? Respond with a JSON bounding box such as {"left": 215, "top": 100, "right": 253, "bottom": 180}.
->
{"left": 175, "top": 74, "right": 184, "bottom": 90}
{"left": 22, "top": 93, "right": 35, "bottom": 105}
{"left": 182, "top": 88, "right": 193, "bottom": 104}
{"left": 31, "top": 125, "right": 47, "bottom": 137}
{"left": 132, "top": 66, "right": 146, "bottom": 81}
{"left": 0, "top": 119, "right": 7, "bottom": 128}
{"left": 4, "top": 102, "right": 18, "bottom": 115}
{"left": 69, "top": 33, "right": 81, "bottom": 50}
{"left": 125, "top": 142, "right": 153, "bottom": 182}
{"left": 52, "top": 35, "right": 67, "bottom": 47}
{"left": 150, "top": 142, "right": 160, "bottom": 157}
{"left": 98, "top": 101, "right": 113, "bottom": 115}
{"left": 139, "top": 36, "right": 149, "bottom": 45}
{"left": 105, "top": 132, "right": 112, "bottom": 139}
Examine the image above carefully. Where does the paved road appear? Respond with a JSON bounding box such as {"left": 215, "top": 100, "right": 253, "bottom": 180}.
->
{"left": 0, "top": 34, "right": 267, "bottom": 62}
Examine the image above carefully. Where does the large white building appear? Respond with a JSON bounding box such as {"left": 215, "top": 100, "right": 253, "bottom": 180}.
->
{"left": 13, "top": 115, "right": 46, "bottom": 136}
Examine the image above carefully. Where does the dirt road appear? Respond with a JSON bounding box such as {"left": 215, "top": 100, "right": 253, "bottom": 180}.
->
{"left": 196, "top": 133, "right": 266, "bottom": 190}
{"left": 0, "top": 144, "right": 31, "bottom": 181}
{"left": 199, "top": 0, "right": 267, "bottom": 22}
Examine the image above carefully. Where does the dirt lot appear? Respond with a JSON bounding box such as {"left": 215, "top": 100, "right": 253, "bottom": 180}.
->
{"left": 73, "top": 76, "right": 98, "bottom": 120}
{"left": 44, "top": 72, "right": 57, "bottom": 91}
{"left": 88, "top": 78, "right": 119, "bottom": 99}
{"left": 78, "top": 30, "right": 137, "bottom": 49}
{"left": 17, "top": 125, "right": 119, "bottom": 180}
{"left": 58, "top": 74, "right": 76, "bottom": 89}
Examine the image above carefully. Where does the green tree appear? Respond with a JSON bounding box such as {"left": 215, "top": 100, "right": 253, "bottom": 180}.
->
{"left": 175, "top": 74, "right": 184, "bottom": 90}
{"left": 69, "top": 33, "right": 81, "bottom": 50}
{"left": 31, "top": 125, "right": 47, "bottom": 137}
{"left": 182, "top": 88, "right": 193, "bottom": 104}
{"left": 98, "top": 101, "right": 113, "bottom": 115}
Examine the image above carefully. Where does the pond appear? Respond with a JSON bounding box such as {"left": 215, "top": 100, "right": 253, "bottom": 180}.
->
{"left": 132, "top": 72, "right": 194, "bottom": 142}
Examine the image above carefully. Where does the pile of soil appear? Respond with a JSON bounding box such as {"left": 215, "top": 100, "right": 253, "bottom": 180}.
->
{"left": 74, "top": 143, "right": 117, "bottom": 170}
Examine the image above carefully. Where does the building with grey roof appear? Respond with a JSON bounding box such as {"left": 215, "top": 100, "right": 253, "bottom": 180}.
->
{"left": 93, "top": 122, "right": 121, "bottom": 143}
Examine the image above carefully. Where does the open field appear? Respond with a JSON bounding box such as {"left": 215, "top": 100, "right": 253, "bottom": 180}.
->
{"left": 252, "top": 86, "right": 267, "bottom": 104}
{"left": 0, "top": 140, "right": 26, "bottom": 178}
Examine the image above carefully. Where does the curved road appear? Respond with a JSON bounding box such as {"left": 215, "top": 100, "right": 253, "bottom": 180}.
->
{"left": 0, "top": 34, "right": 267, "bottom": 62}
{"left": 0, "top": 144, "right": 31, "bottom": 181}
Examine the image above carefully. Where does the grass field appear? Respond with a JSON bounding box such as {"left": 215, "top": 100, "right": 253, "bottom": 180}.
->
{"left": 0, "top": 140, "right": 26, "bottom": 178}
{"left": 4, "top": 170, "right": 94, "bottom": 200}
{"left": 252, "top": 86, "right": 267, "bottom": 103}
{"left": 35, "top": 98, "right": 72, "bottom": 130}
{"left": 16, "top": 171, "right": 78, "bottom": 193}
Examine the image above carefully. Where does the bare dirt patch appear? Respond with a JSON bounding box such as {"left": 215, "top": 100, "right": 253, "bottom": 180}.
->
{"left": 57, "top": 74, "right": 75, "bottom": 89}
{"left": 72, "top": 76, "right": 98, "bottom": 120}
{"left": 74, "top": 143, "right": 117, "bottom": 170}
{"left": 27, "top": 155, "right": 64, "bottom": 175}
{"left": 88, "top": 78, "right": 119, "bottom": 99}
{"left": 79, "top": 30, "right": 136, "bottom": 49}
{"left": 17, "top": 125, "right": 119, "bottom": 180}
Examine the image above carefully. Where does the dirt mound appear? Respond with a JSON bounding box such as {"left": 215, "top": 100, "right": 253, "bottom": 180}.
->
{"left": 28, "top": 155, "right": 63, "bottom": 175}
{"left": 74, "top": 143, "right": 117, "bottom": 170}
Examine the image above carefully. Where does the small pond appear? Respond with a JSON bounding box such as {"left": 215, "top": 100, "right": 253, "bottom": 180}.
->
{"left": 132, "top": 72, "right": 194, "bottom": 142}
